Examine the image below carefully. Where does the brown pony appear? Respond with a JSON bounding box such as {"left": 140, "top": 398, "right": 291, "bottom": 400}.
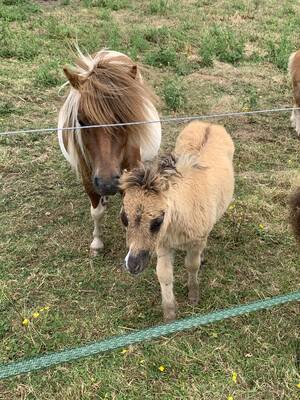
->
{"left": 58, "top": 49, "right": 161, "bottom": 255}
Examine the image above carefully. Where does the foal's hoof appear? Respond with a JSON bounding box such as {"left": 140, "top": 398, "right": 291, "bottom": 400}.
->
{"left": 163, "top": 306, "right": 176, "bottom": 322}
{"left": 188, "top": 291, "right": 199, "bottom": 305}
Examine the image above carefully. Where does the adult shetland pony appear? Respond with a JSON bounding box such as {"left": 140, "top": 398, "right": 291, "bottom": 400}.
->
{"left": 58, "top": 49, "right": 161, "bottom": 255}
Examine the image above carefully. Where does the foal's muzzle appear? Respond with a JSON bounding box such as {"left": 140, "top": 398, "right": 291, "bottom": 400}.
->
{"left": 124, "top": 250, "right": 150, "bottom": 275}
{"left": 93, "top": 175, "right": 120, "bottom": 196}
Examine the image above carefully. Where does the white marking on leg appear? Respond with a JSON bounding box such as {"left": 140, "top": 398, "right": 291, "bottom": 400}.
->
{"left": 291, "top": 109, "right": 296, "bottom": 127}
{"left": 124, "top": 248, "right": 131, "bottom": 270}
{"left": 295, "top": 109, "right": 300, "bottom": 136}
{"left": 90, "top": 199, "right": 106, "bottom": 255}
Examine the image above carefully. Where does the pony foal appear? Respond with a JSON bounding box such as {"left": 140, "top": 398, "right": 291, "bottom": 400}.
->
{"left": 120, "top": 121, "right": 235, "bottom": 321}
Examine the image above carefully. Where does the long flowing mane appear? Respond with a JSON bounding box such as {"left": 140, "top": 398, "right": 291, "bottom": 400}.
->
{"left": 58, "top": 49, "right": 160, "bottom": 176}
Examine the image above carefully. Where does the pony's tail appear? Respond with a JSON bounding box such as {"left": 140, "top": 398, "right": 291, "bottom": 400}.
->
{"left": 289, "top": 186, "right": 300, "bottom": 245}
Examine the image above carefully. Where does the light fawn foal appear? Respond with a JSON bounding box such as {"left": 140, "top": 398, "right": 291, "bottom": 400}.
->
{"left": 120, "top": 121, "right": 235, "bottom": 321}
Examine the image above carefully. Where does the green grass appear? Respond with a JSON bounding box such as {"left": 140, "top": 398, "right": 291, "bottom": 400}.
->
{"left": 199, "top": 25, "right": 245, "bottom": 66}
{"left": 0, "top": 0, "right": 300, "bottom": 398}
{"left": 162, "top": 77, "right": 185, "bottom": 111}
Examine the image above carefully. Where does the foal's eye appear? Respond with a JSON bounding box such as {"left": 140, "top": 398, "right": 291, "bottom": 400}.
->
{"left": 120, "top": 209, "right": 128, "bottom": 227}
{"left": 150, "top": 213, "right": 165, "bottom": 234}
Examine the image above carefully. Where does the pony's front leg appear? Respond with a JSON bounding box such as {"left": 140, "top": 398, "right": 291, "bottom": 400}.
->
{"left": 156, "top": 247, "right": 176, "bottom": 322}
{"left": 90, "top": 197, "right": 108, "bottom": 257}
{"left": 185, "top": 240, "right": 207, "bottom": 305}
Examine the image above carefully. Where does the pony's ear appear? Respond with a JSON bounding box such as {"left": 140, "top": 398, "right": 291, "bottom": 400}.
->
{"left": 63, "top": 65, "right": 85, "bottom": 89}
{"left": 129, "top": 65, "right": 138, "bottom": 79}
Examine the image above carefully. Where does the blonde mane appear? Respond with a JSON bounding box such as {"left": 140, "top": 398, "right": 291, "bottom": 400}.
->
{"left": 58, "top": 49, "right": 161, "bottom": 177}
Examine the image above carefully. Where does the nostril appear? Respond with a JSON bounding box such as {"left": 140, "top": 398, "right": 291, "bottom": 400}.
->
{"left": 94, "top": 176, "right": 101, "bottom": 188}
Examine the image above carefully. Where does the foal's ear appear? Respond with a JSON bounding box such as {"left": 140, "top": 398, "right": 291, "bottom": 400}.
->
{"left": 129, "top": 65, "right": 138, "bottom": 79}
{"left": 63, "top": 65, "right": 85, "bottom": 89}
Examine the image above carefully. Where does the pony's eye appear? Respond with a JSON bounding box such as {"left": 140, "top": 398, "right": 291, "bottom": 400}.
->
{"left": 120, "top": 209, "right": 128, "bottom": 227}
{"left": 78, "top": 118, "right": 86, "bottom": 126}
{"left": 150, "top": 213, "right": 165, "bottom": 234}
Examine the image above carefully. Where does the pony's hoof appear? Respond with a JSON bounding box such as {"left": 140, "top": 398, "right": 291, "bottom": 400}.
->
{"left": 188, "top": 291, "right": 199, "bottom": 305}
{"left": 163, "top": 306, "right": 176, "bottom": 322}
{"left": 90, "top": 248, "right": 101, "bottom": 257}
{"left": 90, "top": 238, "right": 104, "bottom": 257}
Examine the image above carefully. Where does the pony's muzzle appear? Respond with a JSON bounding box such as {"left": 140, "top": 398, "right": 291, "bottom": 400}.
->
{"left": 93, "top": 175, "right": 120, "bottom": 196}
{"left": 124, "top": 250, "right": 150, "bottom": 275}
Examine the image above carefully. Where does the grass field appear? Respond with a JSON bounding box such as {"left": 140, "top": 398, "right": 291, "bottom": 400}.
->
{"left": 0, "top": 0, "right": 300, "bottom": 398}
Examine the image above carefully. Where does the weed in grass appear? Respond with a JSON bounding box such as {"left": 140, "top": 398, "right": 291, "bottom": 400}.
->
{"left": 242, "top": 85, "right": 259, "bottom": 110}
{"left": 145, "top": 47, "right": 177, "bottom": 68}
{"left": 175, "top": 57, "right": 198, "bottom": 76}
{"left": 199, "top": 25, "right": 245, "bottom": 66}
{"left": 162, "top": 77, "right": 185, "bottom": 111}
{"left": 43, "top": 16, "right": 76, "bottom": 40}
{"left": 266, "top": 32, "right": 295, "bottom": 71}
{"left": 143, "top": 26, "right": 169, "bottom": 45}
{"left": 82, "top": 0, "right": 128, "bottom": 10}
{"left": 148, "top": 0, "right": 169, "bottom": 15}
{"left": 102, "top": 21, "right": 123, "bottom": 50}
{"left": 0, "top": 102, "right": 18, "bottom": 117}
{"left": 129, "top": 29, "right": 150, "bottom": 54}
{"left": 0, "top": 0, "right": 40, "bottom": 22}
{"left": 34, "top": 61, "right": 63, "bottom": 88}
{"left": 0, "top": 22, "right": 40, "bottom": 60}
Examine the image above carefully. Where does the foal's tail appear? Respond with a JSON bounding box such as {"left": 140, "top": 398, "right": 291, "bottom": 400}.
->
{"left": 289, "top": 186, "right": 300, "bottom": 245}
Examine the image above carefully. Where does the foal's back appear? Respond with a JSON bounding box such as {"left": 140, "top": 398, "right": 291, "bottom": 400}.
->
{"left": 168, "top": 121, "right": 234, "bottom": 235}
{"left": 175, "top": 121, "right": 234, "bottom": 164}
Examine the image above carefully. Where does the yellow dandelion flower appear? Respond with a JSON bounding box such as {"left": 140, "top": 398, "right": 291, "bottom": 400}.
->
{"left": 297, "top": 382, "right": 300, "bottom": 389}
{"left": 44, "top": 306, "right": 50, "bottom": 311}
{"left": 32, "top": 312, "right": 40, "bottom": 319}
{"left": 158, "top": 365, "right": 165, "bottom": 372}
{"left": 121, "top": 348, "right": 128, "bottom": 354}
{"left": 232, "top": 371, "right": 237, "bottom": 383}
{"left": 140, "top": 359, "right": 145, "bottom": 364}
{"left": 229, "top": 204, "right": 235, "bottom": 210}
{"left": 258, "top": 224, "right": 264, "bottom": 230}
{"left": 227, "top": 396, "right": 234, "bottom": 400}
{"left": 22, "top": 318, "right": 30, "bottom": 326}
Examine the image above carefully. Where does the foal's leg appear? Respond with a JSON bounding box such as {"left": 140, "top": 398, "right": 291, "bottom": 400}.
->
{"left": 185, "top": 241, "right": 207, "bottom": 304}
{"left": 156, "top": 248, "right": 176, "bottom": 322}
{"left": 90, "top": 196, "right": 108, "bottom": 257}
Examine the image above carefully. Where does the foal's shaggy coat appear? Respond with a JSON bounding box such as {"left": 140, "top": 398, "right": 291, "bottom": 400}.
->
{"left": 120, "top": 121, "right": 235, "bottom": 321}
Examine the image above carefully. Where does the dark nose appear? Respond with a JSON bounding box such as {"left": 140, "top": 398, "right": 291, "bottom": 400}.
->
{"left": 126, "top": 251, "right": 150, "bottom": 275}
{"left": 93, "top": 174, "right": 120, "bottom": 196}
